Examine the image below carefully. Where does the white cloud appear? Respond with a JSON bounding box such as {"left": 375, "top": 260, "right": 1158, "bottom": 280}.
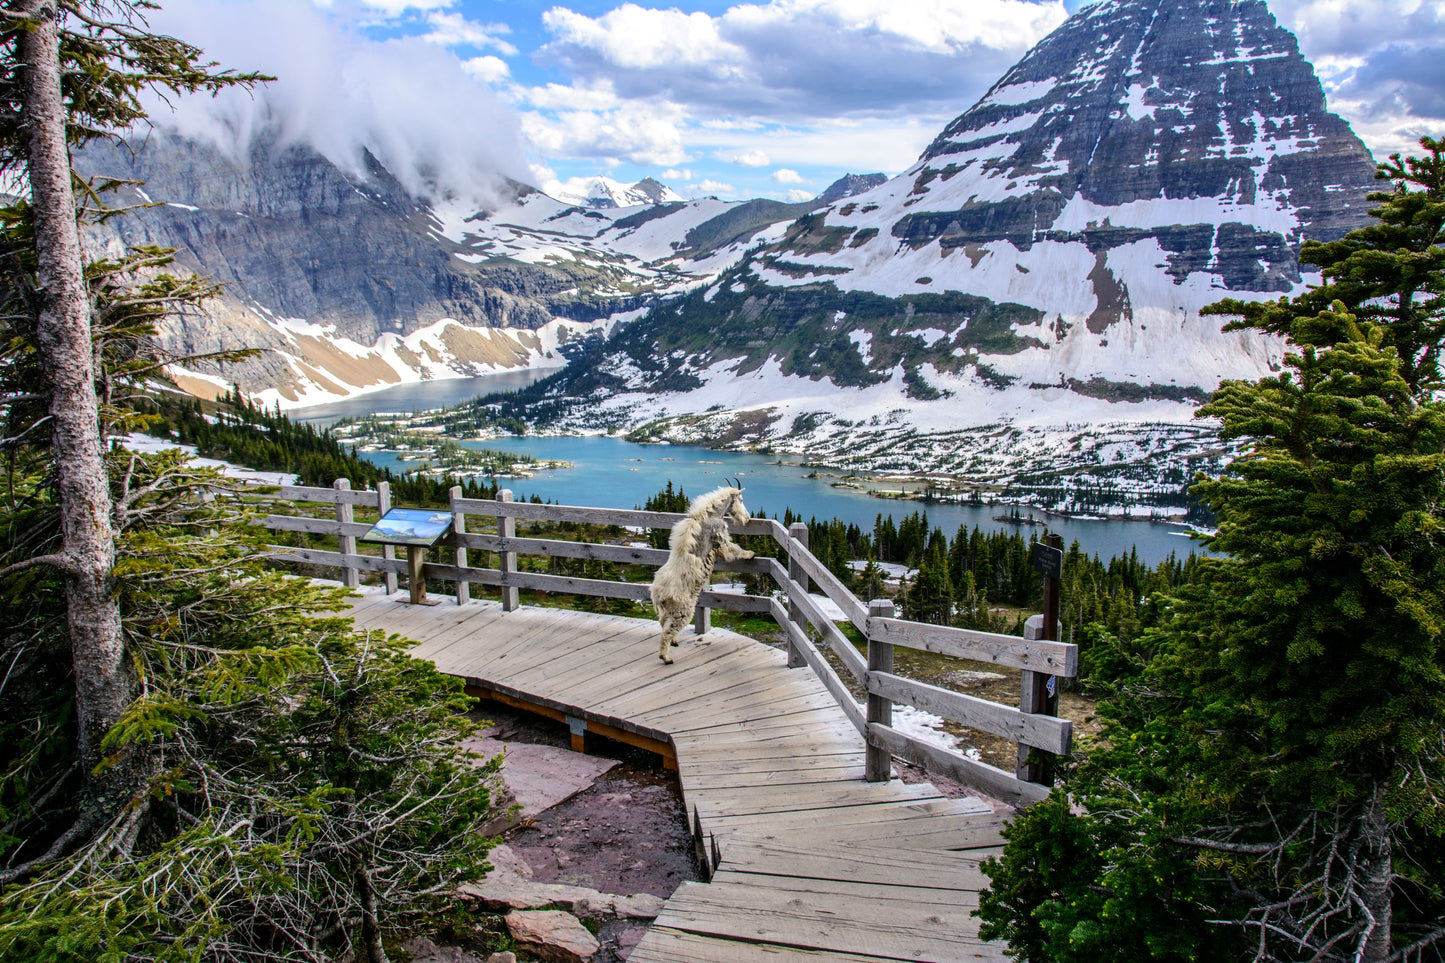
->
{"left": 661, "top": 168, "right": 693, "bottom": 181}
{"left": 420, "top": 13, "right": 518, "bottom": 54}
{"left": 784, "top": 188, "right": 813, "bottom": 202}
{"left": 142, "top": 0, "right": 528, "bottom": 209}
{"left": 542, "top": 4, "right": 746, "bottom": 71}
{"left": 771, "top": 167, "right": 804, "bottom": 183}
{"left": 1269, "top": 0, "right": 1445, "bottom": 159}
{"left": 722, "top": 148, "right": 771, "bottom": 167}
{"left": 330, "top": 0, "right": 454, "bottom": 14}
{"left": 696, "top": 179, "right": 737, "bottom": 196}
{"left": 462, "top": 55, "right": 511, "bottom": 84}
{"left": 522, "top": 97, "right": 691, "bottom": 167}
{"left": 539, "top": 0, "right": 1068, "bottom": 121}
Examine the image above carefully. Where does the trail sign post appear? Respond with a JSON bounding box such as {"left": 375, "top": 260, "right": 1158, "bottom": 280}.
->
{"left": 1019, "top": 533, "right": 1064, "bottom": 785}
{"left": 361, "top": 508, "right": 452, "bottom": 604}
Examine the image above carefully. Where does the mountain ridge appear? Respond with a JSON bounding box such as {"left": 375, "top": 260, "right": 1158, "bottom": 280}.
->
{"left": 453, "top": 0, "right": 1380, "bottom": 511}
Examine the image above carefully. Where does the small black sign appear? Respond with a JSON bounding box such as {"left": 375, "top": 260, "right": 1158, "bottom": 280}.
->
{"left": 1031, "top": 542, "right": 1063, "bottom": 580}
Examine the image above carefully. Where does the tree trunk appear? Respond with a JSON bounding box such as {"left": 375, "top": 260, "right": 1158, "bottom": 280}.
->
{"left": 15, "top": 1, "right": 129, "bottom": 789}
{"left": 354, "top": 859, "right": 389, "bottom": 963}
{"left": 1357, "top": 789, "right": 1394, "bottom": 963}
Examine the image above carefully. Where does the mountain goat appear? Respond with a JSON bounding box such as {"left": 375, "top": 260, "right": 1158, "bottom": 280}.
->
{"left": 650, "top": 482, "right": 754, "bottom": 664}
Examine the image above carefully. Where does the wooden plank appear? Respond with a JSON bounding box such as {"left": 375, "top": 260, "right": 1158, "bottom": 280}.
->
{"left": 666, "top": 698, "right": 846, "bottom": 736}
{"left": 679, "top": 765, "right": 866, "bottom": 792}
{"left": 629, "top": 929, "right": 887, "bottom": 963}
{"left": 689, "top": 781, "right": 944, "bottom": 821}
{"left": 867, "top": 723, "right": 1050, "bottom": 809}
{"left": 267, "top": 546, "right": 405, "bottom": 575}
{"left": 260, "top": 514, "right": 373, "bottom": 538}
{"left": 544, "top": 633, "right": 760, "bottom": 717}
{"left": 869, "top": 616, "right": 1077, "bottom": 677}
{"left": 868, "top": 671, "right": 1073, "bottom": 755}
{"left": 451, "top": 497, "right": 775, "bottom": 536}
{"left": 716, "top": 837, "right": 994, "bottom": 889}
{"left": 715, "top": 815, "right": 1007, "bottom": 855}
{"left": 654, "top": 880, "right": 1008, "bottom": 963}
{"left": 646, "top": 687, "right": 840, "bottom": 734}
{"left": 276, "top": 484, "right": 379, "bottom": 506}
{"left": 706, "top": 869, "right": 983, "bottom": 907}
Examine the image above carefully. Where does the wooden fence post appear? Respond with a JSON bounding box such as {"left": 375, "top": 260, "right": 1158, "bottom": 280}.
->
{"left": 694, "top": 600, "right": 711, "bottom": 637}
{"left": 497, "top": 489, "right": 519, "bottom": 612}
{"left": 865, "top": 598, "right": 896, "bottom": 782}
{"left": 376, "top": 481, "right": 397, "bottom": 596}
{"left": 1018, "top": 533, "right": 1064, "bottom": 785}
{"left": 333, "top": 478, "right": 358, "bottom": 589}
{"left": 450, "top": 485, "right": 469, "bottom": 606}
{"left": 787, "top": 522, "right": 810, "bottom": 669}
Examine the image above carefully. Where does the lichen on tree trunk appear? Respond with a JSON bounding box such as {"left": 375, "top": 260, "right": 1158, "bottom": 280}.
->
{"left": 15, "top": 0, "right": 129, "bottom": 792}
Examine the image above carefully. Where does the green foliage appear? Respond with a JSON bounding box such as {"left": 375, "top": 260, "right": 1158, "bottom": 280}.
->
{"left": 980, "top": 138, "right": 1445, "bottom": 962}
{"left": 0, "top": 486, "right": 502, "bottom": 962}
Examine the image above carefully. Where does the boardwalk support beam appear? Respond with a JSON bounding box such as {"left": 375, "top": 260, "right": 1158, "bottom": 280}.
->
{"left": 496, "top": 490, "right": 519, "bottom": 612}
{"left": 866, "top": 598, "right": 896, "bottom": 782}
{"left": 787, "top": 522, "right": 810, "bottom": 669}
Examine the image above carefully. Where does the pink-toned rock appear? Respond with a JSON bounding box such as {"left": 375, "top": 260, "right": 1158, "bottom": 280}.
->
{"left": 484, "top": 954, "right": 517, "bottom": 963}
{"left": 399, "top": 937, "right": 485, "bottom": 963}
{"left": 612, "top": 893, "right": 665, "bottom": 920}
{"left": 505, "top": 910, "right": 599, "bottom": 963}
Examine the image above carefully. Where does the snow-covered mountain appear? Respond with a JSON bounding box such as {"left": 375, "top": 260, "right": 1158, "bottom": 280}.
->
{"left": 79, "top": 137, "right": 798, "bottom": 408}
{"left": 506, "top": 0, "right": 1379, "bottom": 509}
{"left": 547, "top": 175, "right": 687, "bottom": 209}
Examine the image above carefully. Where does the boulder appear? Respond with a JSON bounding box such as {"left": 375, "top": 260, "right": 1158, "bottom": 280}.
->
{"left": 505, "top": 910, "right": 600, "bottom": 963}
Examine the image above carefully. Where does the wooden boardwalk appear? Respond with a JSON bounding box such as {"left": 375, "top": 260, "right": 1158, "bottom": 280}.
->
{"left": 344, "top": 585, "right": 1010, "bottom": 962}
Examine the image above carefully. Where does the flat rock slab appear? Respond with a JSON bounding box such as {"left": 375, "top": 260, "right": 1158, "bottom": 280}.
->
{"left": 463, "top": 735, "right": 619, "bottom": 820}
{"left": 400, "top": 937, "right": 484, "bottom": 963}
{"left": 506, "top": 910, "right": 600, "bottom": 963}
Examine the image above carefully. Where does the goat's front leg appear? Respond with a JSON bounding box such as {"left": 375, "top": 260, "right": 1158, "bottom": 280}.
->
{"left": 716, "top": 539, "right": 755, "bottom": 562}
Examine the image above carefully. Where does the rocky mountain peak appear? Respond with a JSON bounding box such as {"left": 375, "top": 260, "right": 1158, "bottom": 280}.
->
{"left": 818, "top": 173, "right": 888, "bottom": 204}
{"left": 902, "top": 0, "right": 1376, "bottom": 270}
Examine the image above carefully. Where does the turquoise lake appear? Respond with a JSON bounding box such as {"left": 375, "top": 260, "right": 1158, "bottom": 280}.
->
{"left": 292, "top": 372, "right": 1205, "bottom": 565}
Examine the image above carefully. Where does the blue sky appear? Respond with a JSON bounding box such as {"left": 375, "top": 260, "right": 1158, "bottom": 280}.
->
{"left": 148, "top": 0, "right": 1445, "bottom": 206}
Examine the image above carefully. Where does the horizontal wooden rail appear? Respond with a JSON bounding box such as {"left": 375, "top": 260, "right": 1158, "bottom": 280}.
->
{"left": 261, "top": 515, "right": 373, "bottom": 538}
{"left": 868, "top": 671, "right": 1072, "bottom": 756}
{"left": 275, "top": 484, "right": 381, "bottom": 506}
{"left": 866, "top": 724, "right": 1050, "bottom": 810}
{"left": 867, "top": 617, "right": 1077, "bottom": 676}
{"left": 268, "top": 545, "right": 404, "bottom": 575}
{"left": 452, "top": 496, "right": 774, "bottom": 536}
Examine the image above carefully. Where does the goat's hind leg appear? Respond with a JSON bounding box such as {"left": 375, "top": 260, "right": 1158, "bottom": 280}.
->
{"left": 658, "top": 611, "right": 684, "bottom": 664}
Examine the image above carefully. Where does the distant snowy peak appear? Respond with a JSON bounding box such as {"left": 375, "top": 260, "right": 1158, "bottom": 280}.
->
{"left": 549, "top": 175, "right": 685, "bottom": 209}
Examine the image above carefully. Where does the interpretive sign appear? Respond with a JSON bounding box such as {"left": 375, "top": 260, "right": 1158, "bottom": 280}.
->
{"left": 361, "top": 508, "right": 452, "bottom": 548}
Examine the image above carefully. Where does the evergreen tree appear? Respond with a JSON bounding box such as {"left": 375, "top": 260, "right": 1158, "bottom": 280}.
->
{"left": 979, "top": 138, "right": 1445, "bottom": 962}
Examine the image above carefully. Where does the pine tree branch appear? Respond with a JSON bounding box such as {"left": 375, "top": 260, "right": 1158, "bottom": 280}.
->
{"left": 0, "top": 551, "right": 82, "bottom": 578}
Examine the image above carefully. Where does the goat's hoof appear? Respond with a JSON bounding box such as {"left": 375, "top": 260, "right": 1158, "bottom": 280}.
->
{"left": 661, "top": 655, "right": 673, "bottom": 664}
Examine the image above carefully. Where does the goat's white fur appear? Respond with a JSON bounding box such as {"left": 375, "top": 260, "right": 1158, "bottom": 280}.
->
{"left": 650, "top": 486, "right": 754, "bottom": 663}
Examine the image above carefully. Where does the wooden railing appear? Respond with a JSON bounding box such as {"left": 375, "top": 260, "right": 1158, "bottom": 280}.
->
{"left": 255, "top": 481, "right": 1075, "bottom": 808}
